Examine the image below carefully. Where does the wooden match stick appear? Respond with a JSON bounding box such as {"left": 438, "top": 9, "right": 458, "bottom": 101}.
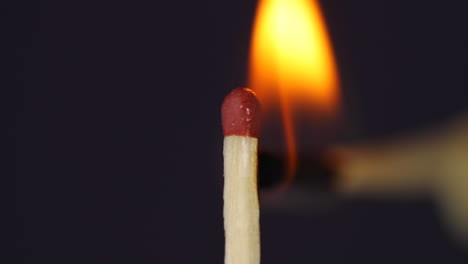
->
{"left": 332, "top": 115, "right": 468, "bottom": 243}
{"left": 331, "top": 117, "right": 467, "bottom": 196}
{"left": 222, "top": 88, "right": 261, "bottom": 264}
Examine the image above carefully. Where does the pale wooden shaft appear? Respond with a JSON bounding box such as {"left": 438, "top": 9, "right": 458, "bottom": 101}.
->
{"left": 223, "top": 136, "right": 260, "bottom": 264}
{"left": 336, "top": 117, "right": 468, "bottom": 244}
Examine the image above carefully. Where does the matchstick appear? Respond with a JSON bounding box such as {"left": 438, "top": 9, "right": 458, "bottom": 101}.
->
{"left": 332, "top": 115, "right": 468, "bottom": 243}
{"left": 222, "top": 88, "right": 261, "bottom": 264}
{"left": 255, "top": 114, "right": 468, "bottom": 244}
{"left": 331, "top": 116, "right": 468, "bottom": 196}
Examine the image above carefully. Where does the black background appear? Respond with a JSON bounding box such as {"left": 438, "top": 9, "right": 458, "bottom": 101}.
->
{"left": 13, "top": 0, "right": 468, "bottom": 263}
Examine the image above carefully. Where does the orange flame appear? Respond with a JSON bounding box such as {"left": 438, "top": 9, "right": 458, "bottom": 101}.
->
{"left": 249, "top": 0, "right": 340, "bottom": 186}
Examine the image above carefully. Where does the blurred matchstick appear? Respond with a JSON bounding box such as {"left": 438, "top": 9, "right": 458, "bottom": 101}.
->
{"left": 257, "top": 114, "right": 468, "bottom": 244}
{"left": 222, "top": 88, "right": 261, "bottom": 264}
{"left": 331, "top": 114, "right": 468, "bottom": 243}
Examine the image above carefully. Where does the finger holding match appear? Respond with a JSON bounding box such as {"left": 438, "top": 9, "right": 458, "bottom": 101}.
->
{"left": 222, "top": 88, "right": 261, "bottom": 264}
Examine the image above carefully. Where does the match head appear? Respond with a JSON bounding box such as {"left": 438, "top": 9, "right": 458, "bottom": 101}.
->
{"left": 222, "top": 87, "right": 261, "bottom": 138}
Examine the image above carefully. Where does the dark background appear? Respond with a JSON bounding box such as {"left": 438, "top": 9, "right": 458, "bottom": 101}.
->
{"left": 13, "top": 0, "right": 468, "bottom": 263}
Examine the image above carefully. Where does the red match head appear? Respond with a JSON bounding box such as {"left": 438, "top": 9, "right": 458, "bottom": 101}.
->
{"left": 222, "top": 88, "right": 261, "bottom": 138}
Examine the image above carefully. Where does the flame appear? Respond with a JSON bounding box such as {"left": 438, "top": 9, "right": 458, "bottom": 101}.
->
{"left": 249, "top": 0, "right": 340, "bottom": 186}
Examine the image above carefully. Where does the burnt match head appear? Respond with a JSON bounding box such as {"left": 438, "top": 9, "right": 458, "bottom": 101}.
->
{"left": 222, "top": 87, "right": 261, "bottom": 138}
